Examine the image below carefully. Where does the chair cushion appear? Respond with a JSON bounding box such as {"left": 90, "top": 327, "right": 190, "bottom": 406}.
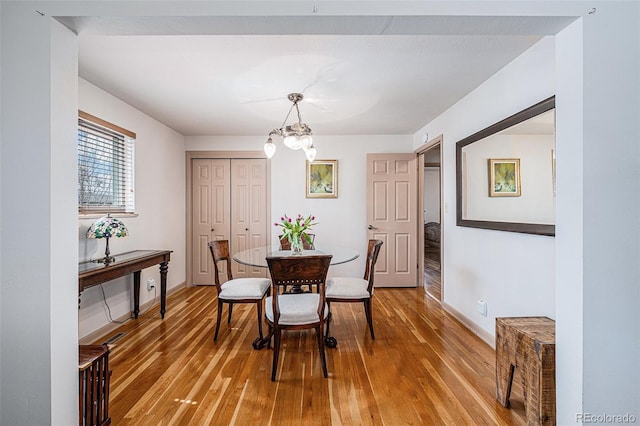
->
{"left": 265, "top": 293, "right": 328, "bottom": 326}
{"left": 219, "top": 278, "right": 270, "bottom": 300}
{"left": 326, "top": 277, "right": 371, "bottom": 299}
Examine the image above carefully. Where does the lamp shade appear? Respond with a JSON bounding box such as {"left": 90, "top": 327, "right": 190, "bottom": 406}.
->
{"left": 304, "top": 145, "right": 317, "bottom": 162}
{"left": 283, "top": 134, "right": 303, "bottom": 150}
{"left": 86, "top": 214, "right": 128, "bottom": 265}
{"left": 86, "top": 214, "right": 129, "bottom": 239}
{"left": 264, "top": 138, "right": 276, "bottom": 158}
{"left": 299, "top": 134, "right": 313, "bottom": 150}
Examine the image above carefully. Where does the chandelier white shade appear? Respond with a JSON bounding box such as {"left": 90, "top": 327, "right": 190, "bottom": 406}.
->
{"left": 264, "top": 93, "right": 317, "bottom": 162}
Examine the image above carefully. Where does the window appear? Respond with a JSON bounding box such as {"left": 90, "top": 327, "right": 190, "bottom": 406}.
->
{"left": 78, "top": 111, "right": 135, "bottom": 214}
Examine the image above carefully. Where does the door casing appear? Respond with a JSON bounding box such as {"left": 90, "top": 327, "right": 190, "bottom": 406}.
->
{"left": 415, "top": 135, "right": 444, "bottom": 300}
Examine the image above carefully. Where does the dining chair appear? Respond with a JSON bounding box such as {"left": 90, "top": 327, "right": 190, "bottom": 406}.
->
{"left": 279, "top": 233, "right": 315, "bottom": 250}
{"left": 208, "top": 240, "right": 271, "bottom": 346}
{"left": 325, "top": 239, "right": 383, "bottom": 342}
{"left": 265, "top": 254, "right": 332, "bottom": 381}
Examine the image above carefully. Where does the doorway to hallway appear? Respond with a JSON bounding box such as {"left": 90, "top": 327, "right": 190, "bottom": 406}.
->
{"left": 418, "top": 137, "right": 442, "bottom": 302}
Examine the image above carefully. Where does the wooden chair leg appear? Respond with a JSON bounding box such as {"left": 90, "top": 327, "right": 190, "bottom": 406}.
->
{"left": 316, "top": 325, "right": 328, "bottom": 378}
{"left": 271, "top": 329, "right": 281, "bottom": 381}
{"left": 227, "top": 303, "right": 233, "bottom": 324}
{"left": 256, "top": 301, "right": 264, "bottom": 340}
{"left": 364, "top": 300, "right": 375, "bottom": 340}
{"left": 214, "top": 299, "right": 224, "bottom": 341}
{"left": 325, "top": 302, "right": 332, "bottom": 338}
{"left": 267, "top": 324, "right": 273, "bottom": 349}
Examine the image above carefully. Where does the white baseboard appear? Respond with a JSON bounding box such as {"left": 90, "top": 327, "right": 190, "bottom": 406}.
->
{"left": 441, "top": 301, "right": 495, "bottom": 349}
{"left": 79, "top": 281, "right": 187, "bottom": 345}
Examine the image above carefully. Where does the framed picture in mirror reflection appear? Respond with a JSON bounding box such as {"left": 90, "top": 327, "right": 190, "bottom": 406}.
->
{"left": 489, "top": 158, "right": 521, "bottom": 197}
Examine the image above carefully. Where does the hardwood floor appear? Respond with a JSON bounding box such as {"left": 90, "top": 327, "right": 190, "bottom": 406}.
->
{"left": 424, "top": 255, "right": 442, "bottom": 301}
{"left": 94, "top": 285, "right": 526, "bottom": 425}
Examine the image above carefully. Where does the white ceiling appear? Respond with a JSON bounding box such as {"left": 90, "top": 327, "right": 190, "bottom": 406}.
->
{"left": 62, "top": 15, "right": 572, "bottom": 137}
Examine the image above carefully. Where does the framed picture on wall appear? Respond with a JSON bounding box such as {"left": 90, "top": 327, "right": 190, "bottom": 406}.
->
{"left": 306, "top": 160, "right": 338, "bottom": 198}
{"left": 488, "top": 158, "right": 521, "bottom": 197}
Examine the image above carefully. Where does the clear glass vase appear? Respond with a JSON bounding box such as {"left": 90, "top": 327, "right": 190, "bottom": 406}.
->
{"left": 289, "top": 233, "right": 303, "bottom": 254}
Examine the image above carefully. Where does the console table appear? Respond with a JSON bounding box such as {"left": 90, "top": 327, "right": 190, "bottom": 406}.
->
{"left": 79, "top": 250, "right": 172, "bottom": 319}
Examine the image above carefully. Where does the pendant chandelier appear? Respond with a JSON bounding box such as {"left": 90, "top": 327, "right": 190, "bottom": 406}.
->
{"left": 263, "top": 93, "right": 317, "bottom": 162}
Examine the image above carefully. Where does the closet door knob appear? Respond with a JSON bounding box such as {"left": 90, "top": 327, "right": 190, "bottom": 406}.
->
{"left": 367, "top": 225, "right": 378, "bottom": 230}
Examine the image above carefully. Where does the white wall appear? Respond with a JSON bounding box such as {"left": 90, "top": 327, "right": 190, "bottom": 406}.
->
{"left": 186, "top": 135, "right": 413, "bottom": 277}
{"left": 570, "top": 4, "right": 639, "bottom": 421}
{"left": 413, "top": 37, "right": 557, "bottom": 339}
{"left": 555, "top": 17, "right": 586, "bottom": 423}
{"left": 1, "top": 6, "right": 79, "bottom": 424}
{"left": 50, "top": 21, "right": 81, "bottom": 423}
{"left": 78, "top": 79, "right": 187, "bottom": 339}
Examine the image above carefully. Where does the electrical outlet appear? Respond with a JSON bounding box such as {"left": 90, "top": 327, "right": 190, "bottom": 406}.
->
{"left": 147, "top": 279, "right": 156, "bottom": 291}
{"left": 476, "top": 299, "right": 487, "bottom": 316}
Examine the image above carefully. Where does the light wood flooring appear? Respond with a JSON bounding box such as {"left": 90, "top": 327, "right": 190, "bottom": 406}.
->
{"left": 424, "top": 255, "right": 442, "bottom": 301}
{"left": 94, "top": 285, "right": 526, "bottom": 425}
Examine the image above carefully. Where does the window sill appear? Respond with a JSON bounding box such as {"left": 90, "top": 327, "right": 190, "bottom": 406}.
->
{"left": 79, "top": 213, "right": 139, "bottom": 220}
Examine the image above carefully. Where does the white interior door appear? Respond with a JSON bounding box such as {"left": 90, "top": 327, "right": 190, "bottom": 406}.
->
{"left": 191, "top": 159, "right": 230, "bottom": 285}
{"left": 367, "top": 153, "right": 418, "bottom": 287}
{"left": 230, "top": 159, "right": 268, "bottom": 279}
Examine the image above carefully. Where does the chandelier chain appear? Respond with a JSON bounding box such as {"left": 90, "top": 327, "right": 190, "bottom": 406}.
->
{"left": 295, "top": 103, "right": 303, "bottom": 124}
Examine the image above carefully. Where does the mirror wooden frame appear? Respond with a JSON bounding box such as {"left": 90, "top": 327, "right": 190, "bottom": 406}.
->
{"left": 455, "top": 96, "right": 556, "bottom": 236}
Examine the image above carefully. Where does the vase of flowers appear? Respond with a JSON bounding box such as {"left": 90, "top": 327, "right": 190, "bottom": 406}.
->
{"left": 275, "top": 213, "right": 316, "bottom": 255}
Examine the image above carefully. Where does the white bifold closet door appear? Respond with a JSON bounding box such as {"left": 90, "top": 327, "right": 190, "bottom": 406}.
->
{"left": 191, "top": 158, "right": 267, "bottom": 285}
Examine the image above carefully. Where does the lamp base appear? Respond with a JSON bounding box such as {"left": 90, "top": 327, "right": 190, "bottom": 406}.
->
{"left": 91, "top": 256, "right": 116, "bottom": 265}
{"left": 91, "top": 237, "right": 115, "bottom": 265}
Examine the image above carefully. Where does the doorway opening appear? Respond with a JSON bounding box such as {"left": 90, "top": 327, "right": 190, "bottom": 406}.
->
{"left": 417, "top": 136, "right": 443, "bottom": 302}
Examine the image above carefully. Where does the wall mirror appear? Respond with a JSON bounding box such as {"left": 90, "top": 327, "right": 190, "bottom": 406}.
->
{"left": 456, "top": 96, "right": 555, "bottom": 236}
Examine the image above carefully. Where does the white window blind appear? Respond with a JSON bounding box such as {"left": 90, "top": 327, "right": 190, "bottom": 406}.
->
{"left": 78, "top": 115, "right": 135, "bottom": 214}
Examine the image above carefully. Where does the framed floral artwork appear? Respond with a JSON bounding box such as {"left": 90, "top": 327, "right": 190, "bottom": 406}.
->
{"left": 306, "top": 160, "right": 338, "bottom": 198}
{"left": 489, "top": 158, "right": 521, "bottom": 197}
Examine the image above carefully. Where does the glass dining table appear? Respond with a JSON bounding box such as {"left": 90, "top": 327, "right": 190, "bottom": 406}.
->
{"left": 233, "top": 244, "right": 360, "bottom": 349}
{"left": 233, "top": 245, "right": 360, "bottom": 268}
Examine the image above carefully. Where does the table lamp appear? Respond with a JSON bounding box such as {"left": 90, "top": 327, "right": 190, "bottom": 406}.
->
{"left": 86, "top": 213, "right": 129, "bottom": 265}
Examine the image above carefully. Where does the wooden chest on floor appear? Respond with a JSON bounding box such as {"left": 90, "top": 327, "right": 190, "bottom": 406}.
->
{"left": 79, "top": 345, "right": 112, "bottom": 426}
{"left": 495, "top": 316, "right": 556, "bottom": 425}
